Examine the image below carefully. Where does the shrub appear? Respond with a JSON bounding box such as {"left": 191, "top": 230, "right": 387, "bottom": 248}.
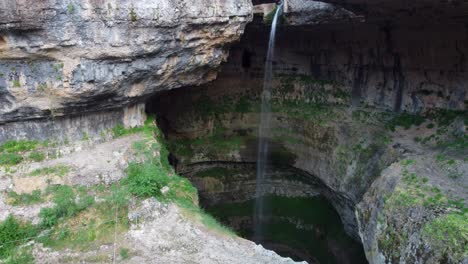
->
{"left": 124, "top": 162, "right": 166, "bottom": 198}
{"left": 39, "top": 186, "right": 94, "bottom": 228}
{"left": 0, "top": 216, "right": 37, "bottom": 259}
{"left": 119, "top": 248, "right": 130, "bottom": 260}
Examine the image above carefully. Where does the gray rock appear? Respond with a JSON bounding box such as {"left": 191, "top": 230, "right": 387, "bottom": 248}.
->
{"left": 0, "top": 0, "right": 253, "bottom": 124}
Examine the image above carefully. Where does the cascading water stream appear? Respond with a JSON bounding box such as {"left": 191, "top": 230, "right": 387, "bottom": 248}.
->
{"left": 254, "top": 1, "right": 283, "bottom": 243}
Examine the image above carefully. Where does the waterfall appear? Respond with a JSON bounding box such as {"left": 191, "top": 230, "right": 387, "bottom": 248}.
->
{"left": 254, "top": 1, "right": 283, "bottom": 243}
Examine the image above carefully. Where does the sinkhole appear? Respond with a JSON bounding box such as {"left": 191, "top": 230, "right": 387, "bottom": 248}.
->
{"left": 179, "top": 163, "right": 368, "bottom": 264}
{"left": 146, "top": 87, "right": 369, "bottom": 263}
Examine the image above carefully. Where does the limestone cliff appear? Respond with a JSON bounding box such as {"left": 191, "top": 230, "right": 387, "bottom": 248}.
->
{"left": 0, "top": 0, "right": 252, "bottom": 125}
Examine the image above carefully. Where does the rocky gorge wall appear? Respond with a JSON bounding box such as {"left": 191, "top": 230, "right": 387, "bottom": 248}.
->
{"left": 219, "top": 22, "right": 467, "bottom": 113}
{"left": 0, "top": 0, "right": 252, "bottom": 141}
{"left": 150, "top": 9, "right": 467, "bottom": 263}
{"left": 0, "top": 0, "right": 467, "bottom": 263}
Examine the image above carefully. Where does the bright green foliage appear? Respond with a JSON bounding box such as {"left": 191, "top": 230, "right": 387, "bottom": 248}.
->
{"left": 112, "top": 115, "right": 155, "bottom": 138}
{"left": 0, "top": 140, "right": 39, "bottom": 166}
{"left": 39, "top": 185, "right": 95, "bottom": 228}
{"left": 0, "top": 216, "right": 37, "bottom": 260}
{"left": 0, "top": 140, "right": 38, "bottom": 153}
{"left": 8, "top": 190, "right": 43, "bottom": 206}
{"left": 423, "top": 212, "right": 468, "bottom": 262}
{"left": 125, "top": 162, "right": 167, "bottom": 198}
{"left": 29, "top": 165, "right": 70, "bottom": 177}
{"left": 28, "top": 151, "right": 45, "bottom": 162}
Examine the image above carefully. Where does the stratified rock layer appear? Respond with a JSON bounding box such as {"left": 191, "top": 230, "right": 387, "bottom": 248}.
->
{"left": 0, "top": 0, "right": 252, "bottom": 125}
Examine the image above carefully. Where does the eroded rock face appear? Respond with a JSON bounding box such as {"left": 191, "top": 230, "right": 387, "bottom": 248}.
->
{"left": 0, "top": 0, "right": 252, "bottom": 126}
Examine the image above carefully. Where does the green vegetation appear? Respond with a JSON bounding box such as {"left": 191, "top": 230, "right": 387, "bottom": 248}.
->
{"left": 0, "top": 140, "right": 38, "bottom": 153}
{"left": 429, "top": 109, "right": 467, "bottom": 127}
{"left": 121, "top": 119, "right": 234, "bottom": 235}
{"left": 422, "top": 212, "right": 467, "bottom": 262}
{"left": 0, "top": 153, "right": 23, "bottom": 166}
{"left": 67, "top": 3, "right": 75, "bottom": 14}
{"left": 234, "top": 96, "right": 253, "bottom": 113}
{"left": 379, "top": 158, "right": 467, "bottom": 262}
{"left": 130, "top": 7, "right": 137, "bottom": 22}
{"left": 29, "top": 165, "right": 70, "bottom": 177}
{"left": 8, "top": 190, "right": 43, "bottom": 206}
{"left": 112, "top": 115, "right": 155, "bottom": 138}
{"left": 386, "top": 112, "right": 425, "bottom": 131}
{"left": 39, "top": 185, "right": 95, "bottom": 228}
{"left": 166, "top": 125, "right": 248, "bottom": 160}
{"left": 38, "top": 200, "right": 129, "bottom": 252}
{"left": 11, "top": 80, "right": 20, "bottom": 88}
{"left": 119, "top": 248, "right": 130, "bottom": 260}
{"left": 0, "top": 216, "right": 37, "bottom": 260}
{"left": 0, "top": 140, "right": 39, "bottom": 166}
{"left": 28, "top": 151, "right": 45, "bottom": 162}
{"left": 0, "top": 115, "right": 234, "bottom": 259}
